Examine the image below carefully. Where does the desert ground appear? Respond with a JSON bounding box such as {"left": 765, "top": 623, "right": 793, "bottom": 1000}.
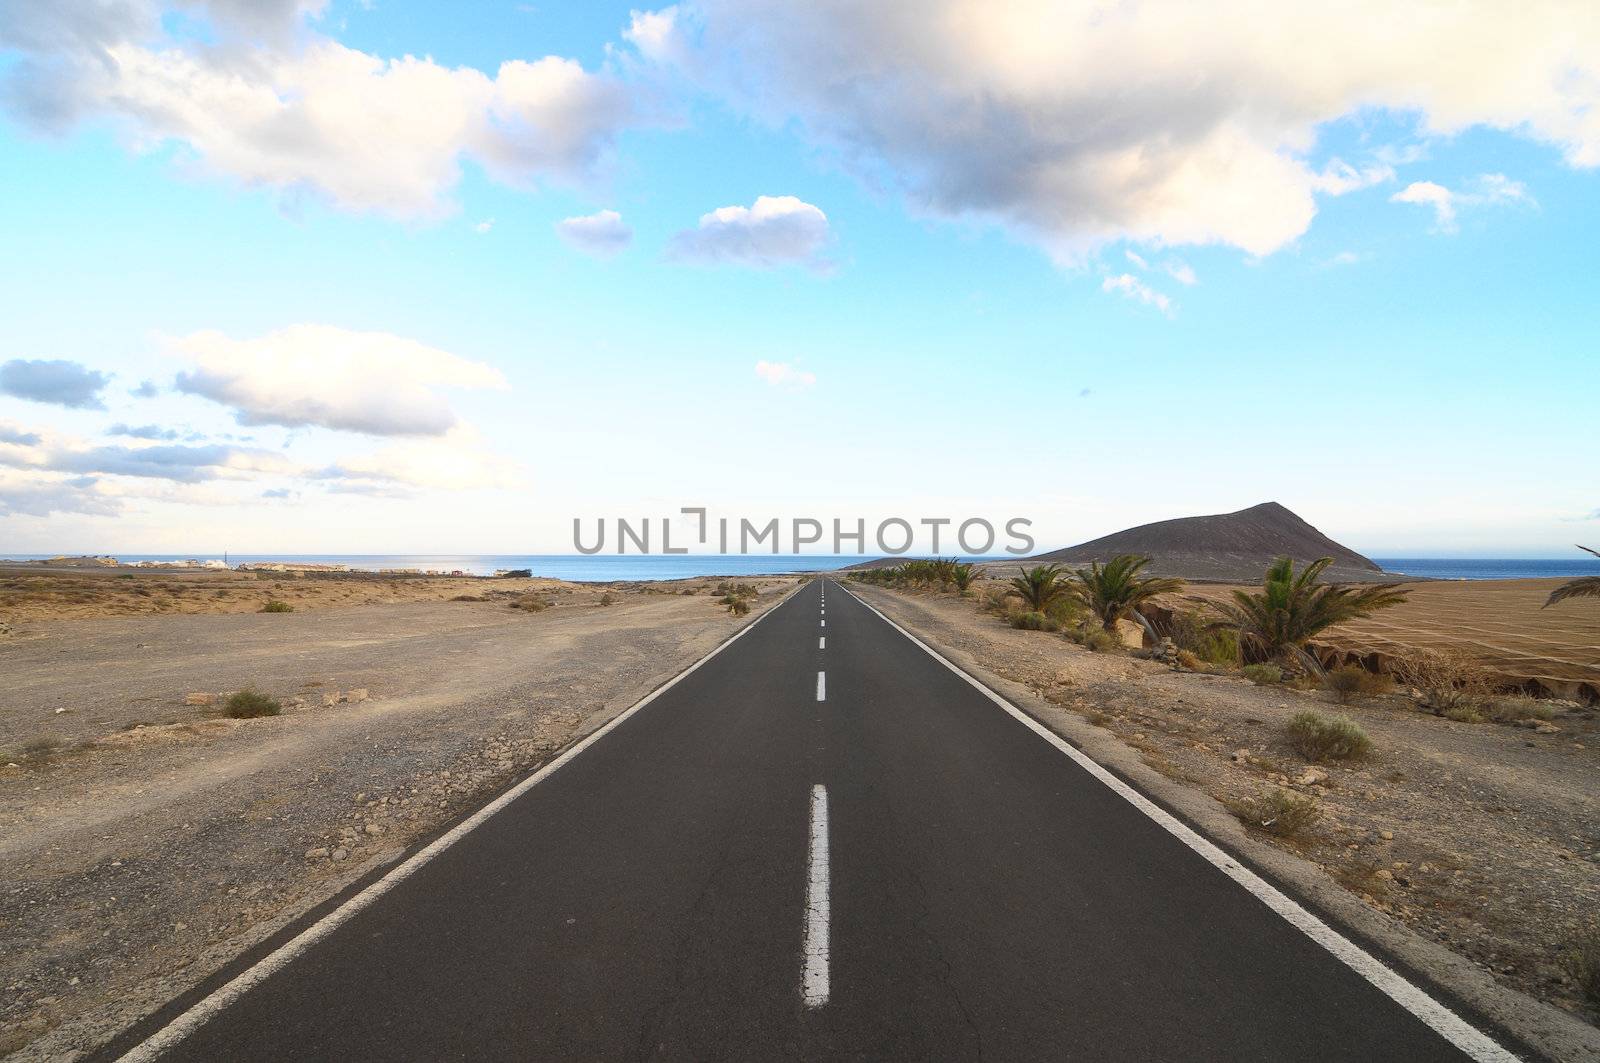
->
{"left": 0, "top": 569, "right": 798, "bottom": 1059}
{"left": 849, "top": 577, "right": 1600, "bottom": 1038}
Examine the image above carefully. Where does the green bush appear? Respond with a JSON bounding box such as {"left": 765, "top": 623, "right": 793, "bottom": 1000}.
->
{"left": 1286, "top": 709, "right": 1372, "bottom": 761}
{"left": 1044, "top": 596, "right": 1086, "bottom": 627}
{"left": 259, "top": 600, "right": 294, "bottom": 613}
{"left": 1323, "top": 665, "right": 1393, "bottom": 704}
{"left": 223, "top": 688, "right": 281, "bottom": 719}
{"left": 500, "top": 569, "right": 532, "bottom": 578}
{"left": 726, "top": 597, "right": 750, "bottom": 616}
{"left": 1083, "top": 629, "right": 1120, "bottom": 652}
{"left": 1231, "top": 789, "right": 1321, "bottom": 838}
{"left": 1241, "top": 663, "right": 1282, "bottom": 685}
{"left": 1009, "top": 610, "right": 1060, "bottom": 632}
{"left": 1165, "top": 610, "right": 1239, "bottom": 665}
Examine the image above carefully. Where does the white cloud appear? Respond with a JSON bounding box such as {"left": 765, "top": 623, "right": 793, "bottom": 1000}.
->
{"left": 0, "top": 474, "right": 121, "bottom": 517}
{"left": 1124, "top": 249, "right": 1150, "bottom": 270}
{"left": 1101, "top": 274, "right": 1172, "bottom": 315}
{"left": 754, "top": 360, "right": 816, "bottom": 389}
{"left": 1390, "top": 173, "right": 1532, "bottom": 232}
{"left": 171, "top": 324, "right": 507, "bottom": 436}
{"left": 0, "top": 359, "right": 111, "bottom": 409}
{"left": 1163, "top": 260, "right": 1197, "bottom": 286}
{"left": 474, "top": 218, "right": 494, "bottom": 234}
{"left": 1325, "top": 250, "right": 1363, "bottom": 267}
{"left": 623, "top": 6, "right": 685, "bottom": 64}
{"left": 313, "top": 427, "right": 523, "bottom": 491}
{"left": 1310, "top": 159, "right": 1396, "bottom": 196}
{"left": 669, "top": 195, "right": 831, "bottom": 269}
{"left": 1, "top": 2, "right": 642, "bottom": 219}
{"left": 1390, "top": 181, "right": 1458, "bottom": 229}
{"left": 555, "top": 208, "right": 633, "bottom": 257}
{"left": 648, "top": 1, "right": 1600, "bottom": 259}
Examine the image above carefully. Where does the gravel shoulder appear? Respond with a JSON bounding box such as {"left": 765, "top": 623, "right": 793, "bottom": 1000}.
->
{"left": 0, "top": 578, "right": 798, "bottom": 1060}
{"left": 850, "top": 581, "right": 1600, "bottom": 1062}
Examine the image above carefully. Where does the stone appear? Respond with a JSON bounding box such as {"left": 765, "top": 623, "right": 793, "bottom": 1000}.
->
{"left": 1230, "top": 748, "right": 1251, "bottom": 764}
{"left": 1373, "top": 869, "right": 1393, "bottom": 882}
{"left": 347, "top": 688, "right": 369, "bottom": 703}
{"left": 1532, "top": 721, "right": 1560, "bottom": 734}
{"left": 1379, "top": 830, "right": 1394, "bottom": 841}
{"left": 304, "top": 847, "right": 329, "bottom": 860}
{"left": 1295, "top": 767, "right": 1328, "bottom": 787}
{"left": 184, "top": 692, "right": 215, "bottom": 706}
{"left": 331, "top": 848, "right": 349, "bottom": 861}
{"left": 364, "top": 823, "right": 385, "bottom": 835}
{"left": 323, "top": 693, "right": 340, "bottom": 708}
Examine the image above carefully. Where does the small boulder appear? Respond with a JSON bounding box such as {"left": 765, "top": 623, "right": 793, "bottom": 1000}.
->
{"left": 322, "top": 692, "right": 340, "bottom": 708}
{"left": 1230, "top": 748, "right": 1251, "bottom": 764}
{"left": 1295, "top": 767, "right": 1328, "bottom": 787}
{"left": 304, "top": 847, "right": 330, "bottom": 860}
{"left": 347, "top": 688, "right": 369, "bottom": 703}
{"left": 331, "top": 848, "right": 349, "bottom": 861}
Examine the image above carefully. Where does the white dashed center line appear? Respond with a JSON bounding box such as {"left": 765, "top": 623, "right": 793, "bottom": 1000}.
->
{"left": 819, "top": 637, "right": 826, "bottom": 650}
{"left": 802, "top": 784, "right": 830, "bottom": 1008}
{"left": 816, "top": 671, "right": 826, "bottom": 701}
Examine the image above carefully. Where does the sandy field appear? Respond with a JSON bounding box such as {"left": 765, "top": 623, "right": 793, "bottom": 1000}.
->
{"left": 0, "top": 573, "right": 798, "bottom": 1060}
{"left": 850, "top": 579, "right": 1600, "bottom": 1058}
{"left": 1170, "top": 578, "right": 1600, "bottom": 702}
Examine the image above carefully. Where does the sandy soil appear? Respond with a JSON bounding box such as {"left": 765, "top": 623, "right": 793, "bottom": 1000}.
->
{"left": 0, "top": 576, "right": 798, "bottom": 1060}
{"left": 0, "top": 565, "right": 576, "bottom": 623}
{"left": 852, "top": 580, "right": 1600, "bottom": 1043}
{"left": 1170, "top": 578, "right": 1600, "bottom": 702}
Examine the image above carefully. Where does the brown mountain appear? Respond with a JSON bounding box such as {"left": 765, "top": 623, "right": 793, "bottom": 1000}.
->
{"left": 1020, "top": 502, "right": 1390, "bottom": 583}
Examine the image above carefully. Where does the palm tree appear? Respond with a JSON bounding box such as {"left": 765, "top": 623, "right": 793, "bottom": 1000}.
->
{"left": 1009, "top": 565, "right": 1071, "bottom": 613}
{"left": 1211, "top": 556, "right": 1409, "bottom": 675}
{"left": 1545, "top": 545, "right": 1600, "bottom": 606}
{"left": 1069, "top": 554, "right": 1184, "bottom": 642}
{"left": 952, "top": 561, "right": 978, "bottom": 593}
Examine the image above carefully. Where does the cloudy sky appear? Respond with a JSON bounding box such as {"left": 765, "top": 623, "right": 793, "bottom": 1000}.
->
{"left": 0, "top": 0, "right": 1596, "bottom": 557}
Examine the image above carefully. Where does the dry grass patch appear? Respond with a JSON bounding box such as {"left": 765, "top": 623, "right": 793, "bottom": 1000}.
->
{"left": 1229, "top": 788, "right": 1321, "bottom": 839}
{"left": 222, "top": 688, "right": 281, "bottom": 719}
{"left": 1564, "top": 927, "right": 1600, "bottom": 1009}
{"left": 1286, "top": 709, "right": 1373, "bottom": 762}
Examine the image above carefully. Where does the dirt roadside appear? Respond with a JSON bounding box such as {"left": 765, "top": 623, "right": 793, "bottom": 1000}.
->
{"left": 0, "top": 578, "right": 799, "bottom": 1060}
{"left": 848, "top": 581, "right": 1600, "bottom": 1063}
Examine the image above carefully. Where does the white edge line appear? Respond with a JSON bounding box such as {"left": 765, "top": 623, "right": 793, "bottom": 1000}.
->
{"left": 117, "top": 584, "right": 803, "bottom": 1063}
{"left": 836, "top": 583, "right": 1518, "bottom": 1063}
{"left": 802, "top": 783, "right": 830, "bottom": 1007}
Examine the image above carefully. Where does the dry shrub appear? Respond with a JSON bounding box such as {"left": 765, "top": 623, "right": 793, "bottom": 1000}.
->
{"left": 510, "top": 594, "right": 547, "bottom": 611}
{"left": 259, "top": 599, "right": 293, "bottom": 613}
{"left": 1322, "top": 665, "right": 1393, "bottom": 704}
{"left": 1393, "top": 648, "right": 1493, "bottom": 714}
{"left": 223, "top": 688, "right": 280, "bottom": 719}
{"left": 1286, "top": 709, "right": 1372, "bottom": 761}
{"left": 1487, "top": 695, "right": 1556, "bottom": 725}
{"left": 1010, "top": 610, "right": 1059, "bottom": 632}
{"left": 1082, "top": 629, "right": 1120, "bottom": 653}
{"left": 599, "top": 591, "right": 616, "bottom": 607}
{"left": 1231, "top": 789, "right": 1321, "bottom": 839}
{"left": 1241, "top": 663, "right": 1282, "bottom": 685}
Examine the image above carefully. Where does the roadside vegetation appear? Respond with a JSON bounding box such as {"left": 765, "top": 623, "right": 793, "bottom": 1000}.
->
{"left": 259, "top": 599, "right": 294, "bottom": 613}
{"left": 1206, "top": 557, "right": 1408, "bottom": 676}
{"left": 1285, "top": 709, "right": 1373, "bottom": 761}
{"left": 223, "top": 688, "right": 281, "bottom": 719}
{"left": 1544, "top": 545, "right": 1600, "bottom": 606}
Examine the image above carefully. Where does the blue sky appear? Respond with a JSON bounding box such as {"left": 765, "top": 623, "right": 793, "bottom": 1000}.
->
{"left": 1, "top": 0, "right": 1596, "bottom": 557}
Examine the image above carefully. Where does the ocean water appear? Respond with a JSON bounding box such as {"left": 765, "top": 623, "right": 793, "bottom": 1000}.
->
{"left": 1370, "top": 558, "right": 1600, "bottom": 581}
{"left": 10, "top": 553, "right": 1598, "bottom": 583}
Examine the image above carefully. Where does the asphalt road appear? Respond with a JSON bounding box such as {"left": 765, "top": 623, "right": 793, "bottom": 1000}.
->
{"left": 118, "top": 579, "right": 1508, "bottom": 1061}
